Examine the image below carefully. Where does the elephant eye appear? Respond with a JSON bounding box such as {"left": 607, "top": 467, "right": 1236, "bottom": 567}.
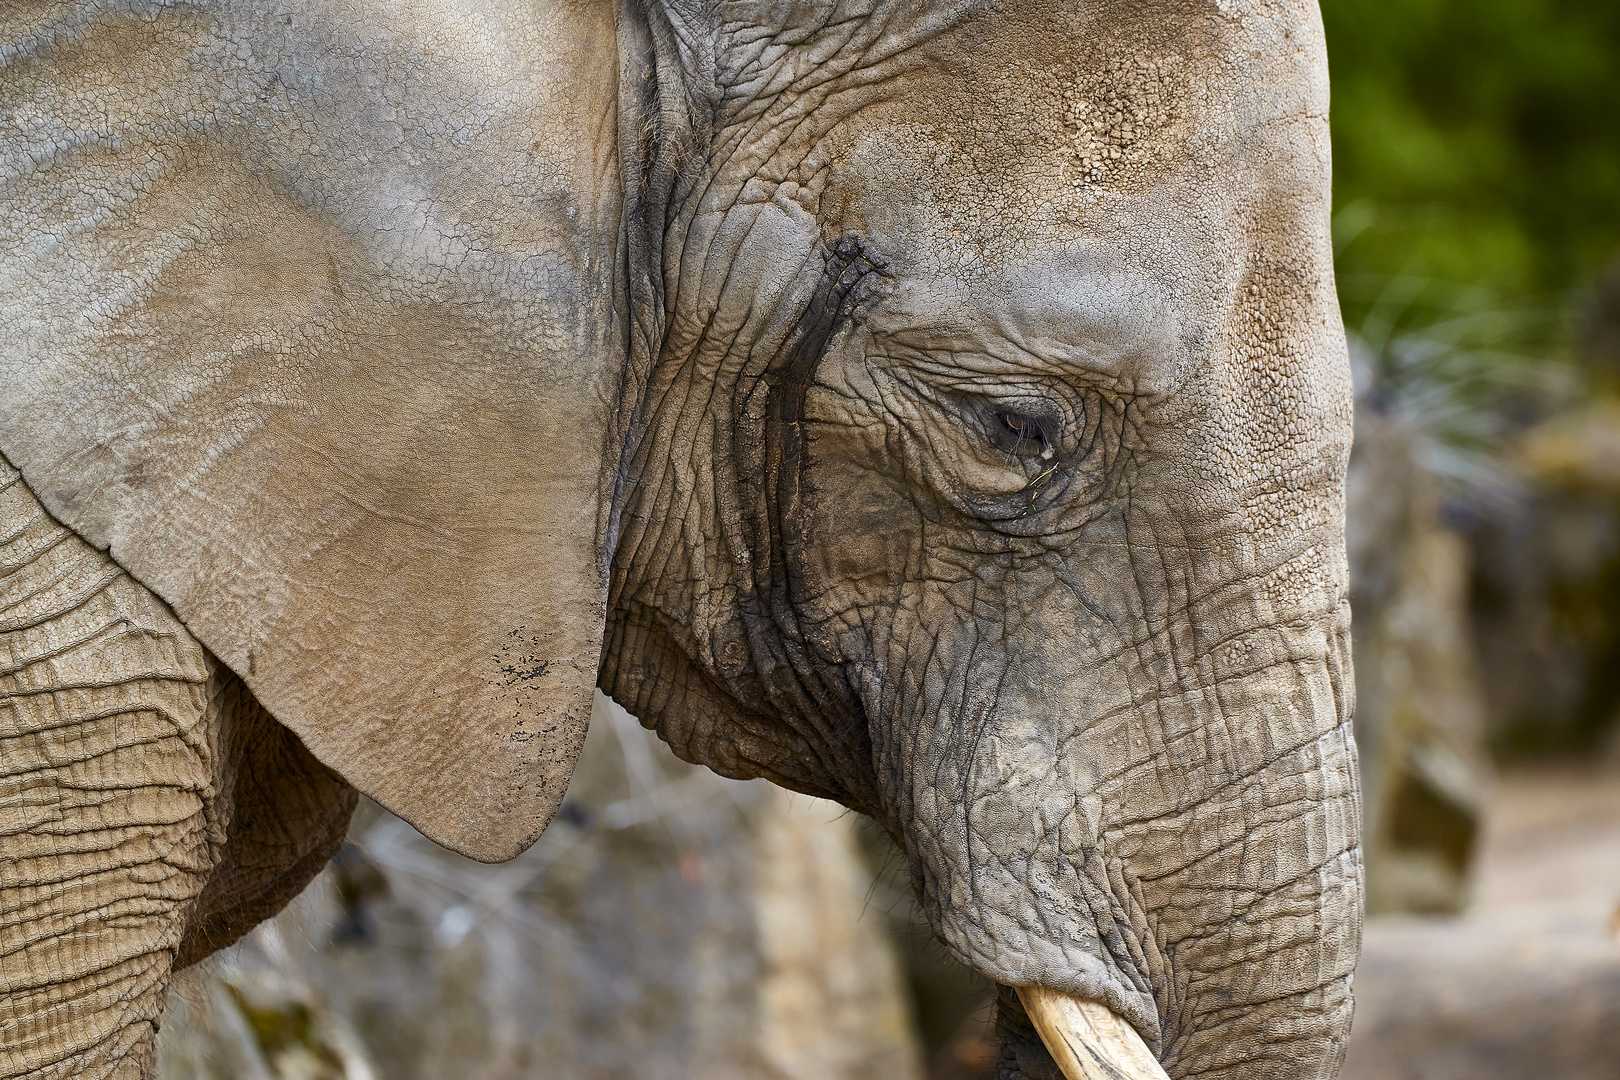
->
{"left": 993, "top": 409, "right": 1056, "bottom": 461}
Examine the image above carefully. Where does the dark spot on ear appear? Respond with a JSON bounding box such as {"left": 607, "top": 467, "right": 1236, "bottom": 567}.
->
{"left": 328, "top": 841, "right": 389, "bottom": 946}
{"left": 556, "top": 801, "right": 594, "bottom": 830}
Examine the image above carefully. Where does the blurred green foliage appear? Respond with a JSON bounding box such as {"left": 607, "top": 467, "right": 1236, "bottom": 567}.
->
{"left": 1324, "top": 0, "right": 1620, "bottom": 331}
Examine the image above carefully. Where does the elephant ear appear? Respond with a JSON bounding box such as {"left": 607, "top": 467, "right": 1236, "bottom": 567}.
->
{"left": 0, "top": 2, "right": 634, "bottom": 860}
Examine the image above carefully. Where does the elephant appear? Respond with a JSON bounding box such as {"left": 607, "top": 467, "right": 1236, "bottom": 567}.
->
{"left": 0, "top": 0, "right": 1360, "bottom": 1077}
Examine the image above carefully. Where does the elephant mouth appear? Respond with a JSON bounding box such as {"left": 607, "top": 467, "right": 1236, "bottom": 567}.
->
{"left": 1016, "top": 987, "right": 1171, "bottom": 1080}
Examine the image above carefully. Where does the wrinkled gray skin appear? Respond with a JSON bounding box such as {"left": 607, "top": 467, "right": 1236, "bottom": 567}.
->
{"left": 0, "top": 1, "right": 1359, "bottom": 1078}
{"left": 605, "top": 2, "right": 1361, "bottom": 1075}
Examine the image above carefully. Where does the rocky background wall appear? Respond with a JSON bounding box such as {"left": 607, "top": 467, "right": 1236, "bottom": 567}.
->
{"left": 1344, "top": 262, "right": 1620, "bottom": 923}
{"left": 1333, "top": 263, "right": 1620, "bottom": 1079}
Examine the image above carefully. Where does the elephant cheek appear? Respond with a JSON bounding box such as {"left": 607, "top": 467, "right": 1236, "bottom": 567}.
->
{"left": 799, "top": 457, "right": 925, "bottom": 614}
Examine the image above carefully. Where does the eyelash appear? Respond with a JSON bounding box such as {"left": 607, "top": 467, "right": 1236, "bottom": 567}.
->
{"left": 995, "top": 410, "right": 1057, "bottom": 461}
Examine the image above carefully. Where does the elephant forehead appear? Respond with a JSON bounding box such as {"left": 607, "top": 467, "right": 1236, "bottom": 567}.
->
{"left": 813, "top": 2, "right": 1326, "bottom": 207}
{"left": 797, "top": 0, "right": 1334, "bottom": 369}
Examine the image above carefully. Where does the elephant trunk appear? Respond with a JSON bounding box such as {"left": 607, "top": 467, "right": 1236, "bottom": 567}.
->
{"left": 874, "top": 582, "right": 1361, "bottom": 1079}
{"left": 968, "top": 704, "right": 1361, "bottom": 1080}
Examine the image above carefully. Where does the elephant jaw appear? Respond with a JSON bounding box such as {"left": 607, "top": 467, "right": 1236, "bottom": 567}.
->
{"left": 1017, "top": 986, "right": 1171, "bottom": 1080}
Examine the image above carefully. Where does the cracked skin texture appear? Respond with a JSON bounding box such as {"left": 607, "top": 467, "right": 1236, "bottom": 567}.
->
{"left": 0, "top": 1, "right": 1359, "bottom": 1078}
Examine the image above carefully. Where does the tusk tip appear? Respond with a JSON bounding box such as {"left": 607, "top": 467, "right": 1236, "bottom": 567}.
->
{"left": 1016, "top": 985, "right": 1171, "bottom": 1080}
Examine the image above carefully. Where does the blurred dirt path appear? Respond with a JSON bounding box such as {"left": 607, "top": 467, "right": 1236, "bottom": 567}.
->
{"left": 1342, "top": 767, "right": 1620, "bottom": 1080}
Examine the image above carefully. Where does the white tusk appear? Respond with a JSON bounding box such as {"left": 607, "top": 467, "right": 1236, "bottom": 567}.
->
{"left": 1016, "top": 986, "right": 1172, "bottom": 1080}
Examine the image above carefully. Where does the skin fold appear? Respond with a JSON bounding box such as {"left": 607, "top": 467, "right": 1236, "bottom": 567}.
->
{"left": 0, "top": 1, "right": 1360, "bottom": 1077}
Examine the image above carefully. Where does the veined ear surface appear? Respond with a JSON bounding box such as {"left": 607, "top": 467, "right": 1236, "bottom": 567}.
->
{"left": 0, "top": 1, "right": 631, "bottom": 860}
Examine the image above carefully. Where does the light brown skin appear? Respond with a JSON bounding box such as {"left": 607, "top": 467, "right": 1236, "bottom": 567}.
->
{"left": 0, "top": 1, "right": 1359, "bottom": 1077}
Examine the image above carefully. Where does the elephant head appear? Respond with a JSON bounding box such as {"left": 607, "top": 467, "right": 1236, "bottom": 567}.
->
{"left": 0, "top": 1, "right": 1358, "bottom": 1077}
